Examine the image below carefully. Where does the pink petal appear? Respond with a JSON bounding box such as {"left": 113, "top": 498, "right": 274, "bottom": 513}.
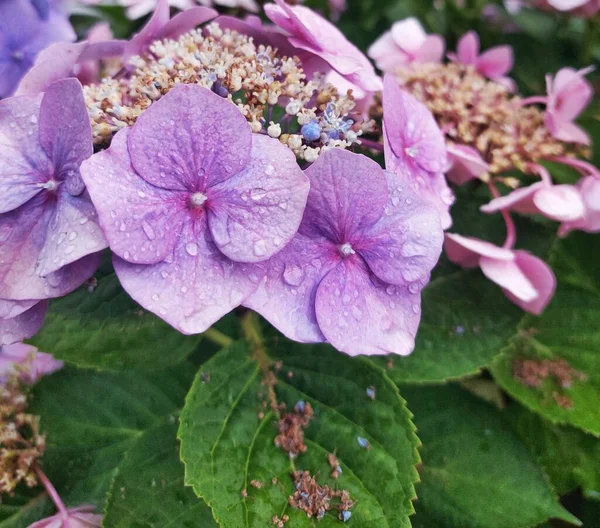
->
{"left": 413, "top": 35, "right": 445, "bottom": 64}
{"left": 114, "top": 218, "right": 263, "bottom": 334}
{"left": 383, "top": 75, "right": 447, "bottom": 174}
{"left": 558, "top": 176, "right": 600, "bottom": 236}
{"left": 128, "top": 85, "right": 252, "bottom": 191}
{"left": 390, "top": 18, "right": 427, "bottom": 54}
{"left": 0, "top": 93, "right": 49, "bottom": 213}
{"left": 477, "top": 46, "right": 513, "bottom": 79}
{"left": 0, "top": 300, "right": 47, "bottom": 346}
{"left": 264, "top": 1, "right": 323, "bottom": 51}
{"left": 0, "top": 298, "right": 38, "bottom": 319}
{"left": 548, "top": 67, "right": 593, "bottom": 122}
{"left": 37, "top": 190, "right": 107, "bottom": 276}
{"left": 479, "top": 255, "right": 538, "bottom": 303}
{"left": 207, "top": 134, "right": 309, "bottom": 263}
{"left": 444, "top": 233, "right": 513, "bottom": 268}
{"left": 300, "top": 149, "right": 388, "bottom": 244}
{"left": 356, "top": 170, "right": 443, "bottom": 286}
{"left": 547, "top": 0, "right": 590, "bottom": 10}
{"left": 368, "top": 31, "right": 403, "bottom": 71}
{"left": 0, "top": 342, "right": 63, "bottom": 384}
{"left": 314, "top": 259, "right": 420, "bottom": 356}
{"left": 124, "top": 0, "right": 170, "bottom": 59}
{"left": 159, "top": 6, "right": 218, "bottom": 40}
{"left": 456, "top": 31, "right": 480, "bottom": 65}
{"left": 533, "top": 184, "right": 586, "bottom": 222}
{"left": 502, "top": 252, "right": 556, "bottom": 315}
{"left": 81, "top": 128, "right": 187, "bottom": 265}
{"left": 480, "top": 183, "right": 543, "bottom": 215}
{"left": 545, "top": 113, "right": 591, "bottom": 145}
{"left": 39, "top": 79, "right": 92, "bottom": 187}
{"left": 243, "top": 233, "right": 338, "bottom": 343}
{"left": 446, "top": 144, "right": 490, "bottom": 185}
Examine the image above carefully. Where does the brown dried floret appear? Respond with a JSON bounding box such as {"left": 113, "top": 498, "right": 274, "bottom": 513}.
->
{"left": 328, "top": 453, "right": 342, "bottom": 479}
{"left": 289, "top": 470, "right": 354, "bottom": 521}
{"left": 513, "top": 357, "right": 587, "bottom": 389}
{"left": 274, "top": 401, "right": 314, "bottom": 458}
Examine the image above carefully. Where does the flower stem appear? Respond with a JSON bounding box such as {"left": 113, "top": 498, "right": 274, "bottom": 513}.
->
{"left": 358, "top": 138, "right": 385, "bottom": 152}
{"left": 34, "top": 465, "right": 68, "bottom": 517}
{"left": 548, "top": 156, "right": 599, "bottom": 178}
{"left": 488, "top": 180, "right": 517, "bottom": 249}
{"left": 203, "top": 327, "right": 234, "bottom": 348}
{"left": 528, "top": 163, "right": 553, "bottom": 185}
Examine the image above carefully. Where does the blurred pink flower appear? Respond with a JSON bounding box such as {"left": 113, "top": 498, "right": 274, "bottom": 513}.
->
{"left": 558, "top": 176, "right": 600, "bottom": 236}
{"left": 544, "top": 67, "right": 593, "bottom": 145}
{"left": 29, "top": 505, "right": 102, "bottom": 528}
{"left": 543, "top": 0, "right": 600, "bottom": 15}
{"left": 450, "top": 31, "right": 515, "bottom": 89}
{"left": 446, "top": 144, "right": 490, "bottom": 186}
{"left": 368, "top": 18, "right": 445, "bottom": 73}
{"left": 445, "top": 234, "right": 556, "bottom": 314}
{"left": 0, "top": 342, "right": 63, "bottom": 385}
{"left": 265, "top": 0, "right": 381, "bottom": 92}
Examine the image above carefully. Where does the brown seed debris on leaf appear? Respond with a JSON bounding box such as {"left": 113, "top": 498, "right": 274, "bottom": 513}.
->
{"left": 289, "top": 470, "right": 354, "bottom": 521}
{"left": 274, "top": 401, "right": 314, "bottom": 458}
{"left": 328, "top": 453, "right": 342, "bottom": 479}
{"left": 513, "top": 357, "right": 587, "bottom": 389}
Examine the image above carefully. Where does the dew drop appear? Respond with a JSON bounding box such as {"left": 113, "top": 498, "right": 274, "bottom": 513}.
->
{"left": 253, "top": 239, "right": 267, "bottom": 256}
{"left": 185, "top": 242, "right": 199, "bottom": 256}
{"left": 250, "top": 188, "right": 267, "bottom": 201}
{"left": 264, "top": 164, "right": 275, "bottom": 175}
{"left": 142, "top": 221, "right": 156, "bottom": 240}
{"left": 408, "top": 282, "right": 419, "bottom": 294}
{"left": 283, "top": 263, "right": 304, "bottom": 286}
{"left": 68, "top": 232, "right": 77, "bottom": 241}
{"left": 412, "top": 303, "right": 420, "bottom": 314}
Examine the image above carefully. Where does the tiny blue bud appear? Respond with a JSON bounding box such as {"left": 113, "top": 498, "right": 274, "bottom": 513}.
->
{"left": 295, "top": 400, "right": 306, "bottom": 413}
{"left": 366, "top": 386, "right": 375, "bottom": 400}
{"left": 211, "top": 81, "right": 229, "bottom": 98}
{"left": 341, "top": 511, "right": 352, "bottom": 522}
{"left": 326, "top": 129, "right": 340, "bottom": 140}
{"left": 301, "top": 121, "right": 321, "bottom": 142}
{"left": 455, "top": 325, "right": 465, "bottom": 336}
{"left": 357, "top": 436, "right": 369, "bottom": 449}
{"left": 336, "top": 465, "right": 343, "bottom": 474}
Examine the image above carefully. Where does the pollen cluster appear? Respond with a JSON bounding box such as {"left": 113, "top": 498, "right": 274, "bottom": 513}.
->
{"left": 0, "top": 375, "right": 45, "bottom": 498}
{"left": 84, "top": 23, "right": 364, "bottom": 160}
{"left": 395, "top": 63, "right": 575, "bottom": 174}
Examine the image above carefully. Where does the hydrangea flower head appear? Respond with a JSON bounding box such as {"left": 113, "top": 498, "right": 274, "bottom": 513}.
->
{"left": 0, "top": 299, "right": 47, "bottom": 346}
{"left": 445, "top": 234, "right": 556, "bottom": 315}
{"left": 450, "top": 31, "right": 514, "bottom": 89}
{"left": 0, "top": 78, "right": 106, "bottom": 304}
{"left": 81, "top": 84, "right": 309, "bottom": 334}
{"left": 0, "top": 0, "right": 75, "bottom": 98}
{"left": 368, "top": 18, "right": 445, "bottom": 73}
{"left": 0, "top": 342, "right": 63, "bottom": 385}
{"left": 29, "top": 505, "right": 102, "bottom": 528}
{"left": 382, "top": 75, "right": 454, "bottom": 229}
{"left": 264, "top": 0, "right": 382, "bottom": 92}
{"left": 245, "top": 148, "right": 443, "bottom": 356}
{"left": 544, "top": 67, "right": 593, "bottom": 145}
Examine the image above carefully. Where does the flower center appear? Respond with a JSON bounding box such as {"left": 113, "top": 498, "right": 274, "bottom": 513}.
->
{"left": 339, "top": 242, "right": 355, "bottom": 258}
{"left": 190, "top": 192, "right": 208, "bottom": 208}
{"left": 38, "top": 179, "right": 59, "bottom": 192}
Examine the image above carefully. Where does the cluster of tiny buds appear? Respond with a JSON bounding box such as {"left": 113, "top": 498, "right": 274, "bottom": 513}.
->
{"left": 395, "top": 62, "right": 580, "bottom": 175}
{"left": 85, "top": 23, "right": 371, "bottom": 162}
{"left": 0, "top": 375, "right": 45, "bottom": 498}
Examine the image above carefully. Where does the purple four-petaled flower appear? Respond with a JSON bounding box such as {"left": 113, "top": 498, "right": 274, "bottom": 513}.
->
{"left": 244, "top": 148, "right": 443, "bottom": 356}
{"left": 81, "top": 84, "right": 309, "bottom": 334}
{"left": 0, "top": 78, "right": 107, "bottom": 344}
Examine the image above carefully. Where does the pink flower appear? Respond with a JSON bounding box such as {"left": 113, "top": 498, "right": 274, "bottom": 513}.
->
{"left": 368, "top": 18, "right": 445, "bottom": 72}
{"left": 481, "top": 181, "right": 585, "bottom": 222}
{"left": 445, "top": 234, "right": 556, "bottom": 315}
{"left": 451, "top": 31, "right": 514, "bottom": 88}
{"left": 265, "top": 0, "right": 382, "bottom": 92}
{"left": 543, "top": 0, "right": 600, "bottom": 15}
{"left": 29, "top": 505, "right": 102, "bottom": 528}
{"left": 0, "top": 342, "right": 63, "bottom": 384}
{"left": 81, "top": 85, "right": 309, "bottom": 334}
{"left": 544, "top": 67, "right": 593, "bottom": 145}
{"left": 244, "top": 149, "right": 443, "bottom": 356}
{"left": 558, "top": 176, "right": 600, "bottom": 236}
{"left": 446, "top": 144, "right": 490, "bottom": 186}
{"left": 382, "top": 75, "right": 454, "bottom": 229}
{"left": 0, "top": 300, "right": 47, "bottom": 346}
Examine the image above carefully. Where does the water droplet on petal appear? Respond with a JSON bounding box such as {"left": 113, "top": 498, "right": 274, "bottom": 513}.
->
{"left": 409, "top": 282, "right": 419, "bottom": 294}
{"left": 250, "top": 188, "right": 267, "bottom": 201}
{"left": 253, "top": 239, "right": 267, "bottom": 256}
{"left": 265, "top": 165, "right": 275, "bottom": 176}
{"left": 412, "top": 303, "right": 420, "bottom": 314}
{"left": 283, "top": 263, "right": 304, "bottom": 286}
{"left": 185, "top": 242, "right": 199, "bottom": 256}
{"left": 142, "top": 221, "right": 155, "bottom": 240}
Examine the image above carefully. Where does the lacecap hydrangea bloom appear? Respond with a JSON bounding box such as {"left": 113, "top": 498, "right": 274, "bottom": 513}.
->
{"left": 82, "top": 84, "right": 309, "bottom": 334}
{"left": 245, "top": 148, "right": 443, "bottom": 356}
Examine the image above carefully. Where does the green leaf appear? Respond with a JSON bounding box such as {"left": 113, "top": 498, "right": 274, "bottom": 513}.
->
{"left": 373, "top": 185, "right": 555, "bottom": 384}
{"left": 506, "top": 404, "right": 600, "bottom": 498}
{"left": 23, "top": 362, "right": 195, "bottom": 523}
{"left": 491, "top": 232, "right": 600, "bottom": 436}
{"left": 179, "top": 334, "right": 420, "bottom": 527}
{"left": 28, "top": 274, "right": 202, "bottom": 372}
{"left": 103, "top": 423, "right": 217, "bottom": 528}
{"left": 401, "top": 385, "right": 580, "bottom": 528}
{"left": 0, "top": 492, "right": 50, "bottom": 528}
